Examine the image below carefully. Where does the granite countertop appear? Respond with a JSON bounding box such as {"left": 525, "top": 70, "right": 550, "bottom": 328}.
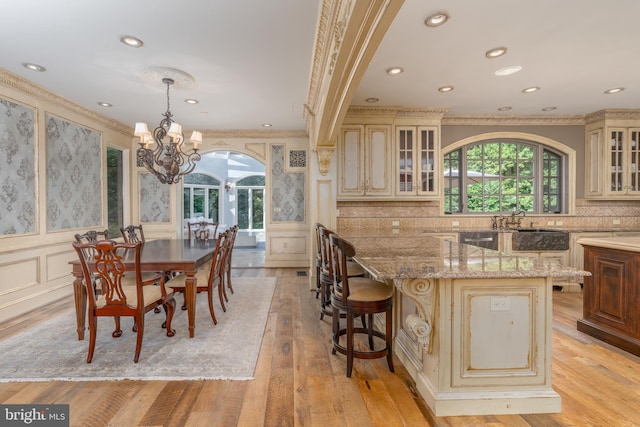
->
{"left": 345, "top": 235, "right": 590, "bottom": 281}
{"left": 577, "top": 236, "right": 640, "bottom": 253}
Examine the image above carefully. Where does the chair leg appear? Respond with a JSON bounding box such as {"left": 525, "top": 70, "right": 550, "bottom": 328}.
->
{"left": 217, "top": 281, "right": 226, "bottom": 312}
{"left": 368, "top": 313, "right": 374, "bottom": 350}
{"left": 207, "top": 288, "right": 218, "bottom": 325}
{"left": 164, "top": 299, "right": 176, "bottom": 337}
{"left": 320, "top": 280, "right": 328, "bottom": 320}
{"left": 331, "top": 303, "right": 339, "bottom": 355}
{"left": 133, "top": 314, "right": 144, "bottom": 363}
{"left": 113, "top": 316, "right": 123, "bottom": 337}
{"left": 386, "top": 307, "right": 394, "bottom": 373}
{"left": 221, "top": 278, "right": 229, "bottom": 302}
{"left": 346, "top": 312, "right": 355, "bottom": 377}
{"left": 87, "top": 316, "right": 97, "bottom": 363}
{"left": 226, "top": 268, "right": 234, "bottom": 294}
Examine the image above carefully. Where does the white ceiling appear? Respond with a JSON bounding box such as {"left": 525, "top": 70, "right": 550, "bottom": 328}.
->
{"left": 0, "top": 0, "right": 320, "bottom": 132}
{"left": 3, "top": 0, "right": 640, "bottom": 136}
{"left": 356, "top": 0, "right": 640, "bottom": 116}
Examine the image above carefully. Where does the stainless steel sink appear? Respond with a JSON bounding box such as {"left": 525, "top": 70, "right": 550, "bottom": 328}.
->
{"left": 512, "top": 228, "right": 569, "bottom": 251}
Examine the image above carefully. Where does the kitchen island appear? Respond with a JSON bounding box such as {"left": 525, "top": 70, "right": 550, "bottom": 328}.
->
{"left": 339, "top": 229, "right": 589, "bottom": 416}
{"left": 577, "top": 236, "right": 640, "bottom": 357}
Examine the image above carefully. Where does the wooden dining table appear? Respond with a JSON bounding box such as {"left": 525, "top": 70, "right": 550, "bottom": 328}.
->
{"left": 70, "top": 238, "right": 216, "bottom": 340}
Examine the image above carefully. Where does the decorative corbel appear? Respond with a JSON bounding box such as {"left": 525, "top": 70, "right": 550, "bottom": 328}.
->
{"left": 316, "top": 146, "right": 334, "bottom": 176}
{"left": 394, "top": 277, "right": 437, "bottom": 353}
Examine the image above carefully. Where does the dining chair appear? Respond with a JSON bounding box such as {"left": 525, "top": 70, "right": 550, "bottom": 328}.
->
{"left": 120, "top": 224, "right": 145, "bottom": 244}
{"left": 318, "top": 225, "right": 365, "bottom": 320}
{"left": 329, "top": 233, "right": 394, "bottom": 378}
{"left": 188, "top": 221, "right": 219, "bottom": 242}
{"left": 72, "top": 240, "right": 176, "bottom": 363}
{"left": 166, "top": 229, "right": 230, "bottom": 324}
{"left": 222, "top": 225, "right": 238, "bottom": 299}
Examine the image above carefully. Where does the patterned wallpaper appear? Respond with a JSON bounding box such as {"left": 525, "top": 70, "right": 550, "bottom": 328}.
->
{"left": 46, "top": 115, "right": 101, "bottom": 230}
{"left": 139, "top": 173, "right": 171, "bottom": 223}
{"left": 0, "top": 98, "right": 36, "bottom": 235}
{"left": 271, "top": 145, "right": 305, "bottom": 222}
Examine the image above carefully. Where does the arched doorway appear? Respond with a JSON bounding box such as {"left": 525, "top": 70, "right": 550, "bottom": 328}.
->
{"left": 182, "top": 151, "right": 266, "bottom": 267}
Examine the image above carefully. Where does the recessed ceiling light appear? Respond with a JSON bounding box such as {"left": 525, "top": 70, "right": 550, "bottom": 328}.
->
{"left": 23, "top": 63, "right": 46, "bottom": 72}
{"left": 386, "top": 67, "right": 404, "bottom": 76}
{"left": 486, "top": 47, "right": 508, "bottom": 59}
{"left": 542, "top": 106, "right": 557, "bottom": 111}
{"left": 495, "top": 65, "right": 522, "bottom": 76}
{"left": 605, "top": 87, "right": 625, "bottom": 94}
{"left": 365, "top": 97, "right": 379, "bottom": 103}
{"left": 498, "top": 106, "right": 512, "bottom": 111}
{"left": 97, "top": 102, "right": 112, "bottom": 107}
{"left": 522, "top": 86, "right": 540, "bottom": 93}
{"left": 120, "top": 35, "right": 144, "bottom": 48}
{"left": 184, "top": 99, "right": 199, "bottom": 104}
{"left": 424, "top": 11, "right": 450, "bottom": 27}
{"left": 438, "top": 85, "right": 454, "bottom": 93}
{"left": 262, "top": 123, "right": 272, "bottom": 127}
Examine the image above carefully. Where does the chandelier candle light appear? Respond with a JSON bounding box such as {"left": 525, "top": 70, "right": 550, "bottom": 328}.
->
{"left": 135, "top": 78, "right": 202, "bottom": 184}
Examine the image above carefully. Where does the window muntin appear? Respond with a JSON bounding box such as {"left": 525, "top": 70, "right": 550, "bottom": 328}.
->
{"left": 444, "top": 139, "right": 566, "bottom": 214}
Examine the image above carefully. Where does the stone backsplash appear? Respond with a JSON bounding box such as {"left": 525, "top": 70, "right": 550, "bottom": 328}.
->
{"left": 337, "top": 199, "right": 640, "bottom": 231}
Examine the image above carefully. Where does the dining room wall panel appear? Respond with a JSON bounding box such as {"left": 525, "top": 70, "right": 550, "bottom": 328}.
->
{"left": 0, "top": 97, "right": 37, "bottom": 236}
{"left": 0, "top": 257, "right": 39, "bottom": 294}
{"left": 139, "top": 172, "right": 171, "bottom": 223}
{"left": 45, "top": 114, "right": 102, "bottom": 231}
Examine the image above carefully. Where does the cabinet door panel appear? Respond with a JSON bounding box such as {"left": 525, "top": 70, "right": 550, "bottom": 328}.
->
{"left": 368, "top": 127, "right": 391, "bottom": 194}
{"left": 339, "top": 127, "right": 364, "bottom": 195}
{"left": 584, "top": 248, "right": 636, "bottom": 335}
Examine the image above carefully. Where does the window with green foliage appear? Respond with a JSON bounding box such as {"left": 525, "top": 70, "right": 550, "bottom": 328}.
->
{"left": 236, "top": 175, "right": 264, "bottom": 230}
{"left": 443, "top": 139, "right": 566, "bottom": 214}
{"left": 106, "top": 147, "right": 123, "bottom": 237}
{"left": 183, "top": 173, "right": 221, "bottom": 221}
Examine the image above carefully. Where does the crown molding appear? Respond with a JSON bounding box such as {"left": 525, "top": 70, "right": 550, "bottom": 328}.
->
{"left": 584, "top": 108, "right": 640, "bottom": 124}
{"left": 202, "top": 129, "right": 308, "bottom": 139}
{"left": 0, "top": 68, "right": 131, "bottom": 136}
{"left": 346, "top": 105, "right": 447, "bottom": 119}
{"left": 442, "top": 114, "right": 585, "bottom": 126}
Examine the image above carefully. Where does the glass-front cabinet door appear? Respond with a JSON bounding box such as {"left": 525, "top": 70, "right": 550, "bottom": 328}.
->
{"left": 395, "top": 125, "right": 438, "bottom": 197}
{"left": 607, "top": 128, "right": 640, "bottom": 196}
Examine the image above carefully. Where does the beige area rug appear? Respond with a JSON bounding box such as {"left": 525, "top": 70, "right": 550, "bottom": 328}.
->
{"left": 0, "top": 277, "right": 276, "bottom": 382}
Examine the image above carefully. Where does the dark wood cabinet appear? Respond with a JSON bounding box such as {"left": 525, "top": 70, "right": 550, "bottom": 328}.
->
{"left": 578, "top": 244, "right": 640, "bottom": 356}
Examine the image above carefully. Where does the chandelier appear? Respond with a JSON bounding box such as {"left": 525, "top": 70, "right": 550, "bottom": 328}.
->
{"left": 134, "top": 78, "right": 202, "bottom": 184}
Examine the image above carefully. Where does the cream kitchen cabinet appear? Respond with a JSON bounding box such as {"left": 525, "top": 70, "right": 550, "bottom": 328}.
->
{"left": 337, "top": 125, "right": 392, "bottom": 199}
{"left": 395, "top": 126, "right": 439, "bottom": 198}
{"left": 585, "top": 112, "right": 640, "bottom": 199}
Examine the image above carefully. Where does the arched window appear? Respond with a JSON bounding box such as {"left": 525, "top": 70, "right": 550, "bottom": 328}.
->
{"left": 236, "top": 175, "right": 265, "bottom": 231}
{"left": 183, "top": 173, "right": 221, "bottom": 221}
{"left": 443, "top": 139, "right": 567, "bottom": 214}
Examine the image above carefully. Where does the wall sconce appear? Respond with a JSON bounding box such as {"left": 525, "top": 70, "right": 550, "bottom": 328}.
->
{"left": 225, "top": 181, "right": 233, "bottom": 192}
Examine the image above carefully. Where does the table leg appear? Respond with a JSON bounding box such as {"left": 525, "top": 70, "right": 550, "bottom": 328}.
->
{"left": 72, "top": 271, "right": 86, "bottom": 340}
{"left": 184, "top": 271, "right": 197, "bottom": 338}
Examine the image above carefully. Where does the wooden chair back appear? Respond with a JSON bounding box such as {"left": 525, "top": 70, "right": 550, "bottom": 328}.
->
{"left": 120, "top": 224, "right": 145, "bottom": 244}
{"left": 329, "top": 233, "right": 354, "bottom": 302}
{"left": 188, "top": 221, "right": 219, "bottom": 241}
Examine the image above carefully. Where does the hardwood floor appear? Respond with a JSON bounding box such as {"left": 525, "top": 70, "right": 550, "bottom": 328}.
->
{"left": 2, "top": 268, "right": 640, "bottom": 426}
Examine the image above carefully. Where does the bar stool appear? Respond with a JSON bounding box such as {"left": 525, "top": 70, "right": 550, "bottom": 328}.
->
{"left": 314, "top": 223, "right": 324, "bottom": 300}
{"left": 329, "top": 233, "right": 394, "bottom": 378}
{"left": 318, "top": 225, "right": 365, "bottom": 320}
